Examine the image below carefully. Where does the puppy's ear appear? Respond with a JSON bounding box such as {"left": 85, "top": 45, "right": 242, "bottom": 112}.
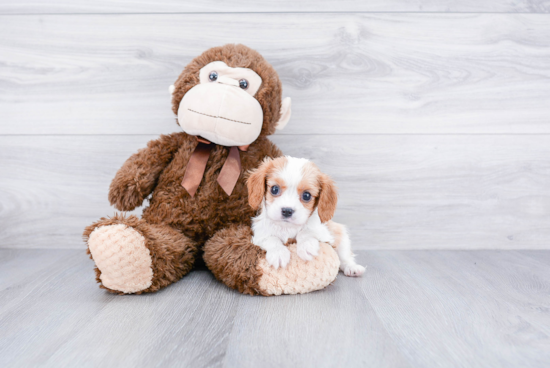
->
{"left": 247, "top": 157, "right": 273, "bottom": 210}
{"left": 317, "top": 173, "right": 338, "bottom": 223}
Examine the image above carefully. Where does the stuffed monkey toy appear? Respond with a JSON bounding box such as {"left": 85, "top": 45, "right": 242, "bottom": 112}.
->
{"left": 84, "top": 44, "right": 340, "bottom": 296}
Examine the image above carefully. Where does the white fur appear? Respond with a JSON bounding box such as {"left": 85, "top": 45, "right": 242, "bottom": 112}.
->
{"left": 333, "top": 224, "right": 366, "bottom": 276}
{"left": 251, "top": 156, "right": 365, "bottom": 276}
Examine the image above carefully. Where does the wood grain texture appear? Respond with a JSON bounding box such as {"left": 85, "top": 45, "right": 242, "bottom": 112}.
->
{"left": 1, "top": 14, "right": 550, "bottom": 135}
{"left": 0, "top": 249, "right": 549, "bottom": 368}
{"left": 0, "top": 248, "right": 70, "bottom": 289}
{"left": 0, "top": 250, "right": 240, "bottom": 367}
{"left": 362, "top": 250, "right": 550, "bottom": 368}
{"left": 1, "top": 134, "right": 549, "bottom": 250}
{"left": 1, "top": 0, "right": 550, "bottom": 14}
{"left": 222, "top": 271, "right": 412, "bottom": 368}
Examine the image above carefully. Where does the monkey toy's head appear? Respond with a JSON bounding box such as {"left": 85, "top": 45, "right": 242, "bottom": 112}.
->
{"left": 170, "top": 44, "right": 291, "bottom": 147}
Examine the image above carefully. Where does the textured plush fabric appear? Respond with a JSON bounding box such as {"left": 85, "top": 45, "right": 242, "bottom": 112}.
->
{"left": 258, "top": 242, "right": 340, "bottom": 296}
{"left": 84, "top": 214, "right": 198, "bottom": 294}
{"left": 203, "top": 224, "right": 267, "bottom": 296}
{"left": 88, "top": 224, "right": 153, "bottom": 294}
{"left": 203, "top": 225, "right": 340, "bottom": 296}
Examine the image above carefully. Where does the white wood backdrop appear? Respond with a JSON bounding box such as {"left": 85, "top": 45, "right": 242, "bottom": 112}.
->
{"left": 1, "top": 0, "right": 550, "bottom": 14}
{"left": 1, "top": 2, "right": 549, "bottom": 249}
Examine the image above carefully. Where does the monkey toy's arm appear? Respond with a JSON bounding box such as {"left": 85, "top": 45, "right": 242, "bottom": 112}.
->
{"left": 108, "top": 132, "right": 186, "bottom": 211}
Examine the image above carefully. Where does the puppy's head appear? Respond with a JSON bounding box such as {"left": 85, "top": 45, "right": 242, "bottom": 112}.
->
{"left": 247, "top": 156, "right": 338, "bottom": 225}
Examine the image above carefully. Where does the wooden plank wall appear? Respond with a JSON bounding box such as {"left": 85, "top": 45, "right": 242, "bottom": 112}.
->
{"left": 1, "top": 1, "right": 550, "bottom": 14}
{"left": 1, "top": 2, "right": 549, "bottom": 249}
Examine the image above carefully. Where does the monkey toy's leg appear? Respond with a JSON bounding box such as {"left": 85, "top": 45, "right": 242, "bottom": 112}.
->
{"left": 83, "top": 214, "right": 198, "bottom": 294}
{"left": 203, "top": 225, "right": 340, "bottom": 296}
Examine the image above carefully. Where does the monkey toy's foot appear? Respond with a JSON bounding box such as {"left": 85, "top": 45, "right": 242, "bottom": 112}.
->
{"left": 84, "top": 214, "right": 198, "bottom": 294}
{"left": 257, "top": 241, "right": 341, "bottom": 296}
{"left": 87, "top": 223, "right": 153, "bottom": 294}
{"left": 204, "top": 225, "right": 340, "bottom": 296}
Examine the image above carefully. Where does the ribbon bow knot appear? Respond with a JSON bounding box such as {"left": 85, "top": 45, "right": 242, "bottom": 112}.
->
{"left": 181, "top": 137, "right": 249, "bottom": 197}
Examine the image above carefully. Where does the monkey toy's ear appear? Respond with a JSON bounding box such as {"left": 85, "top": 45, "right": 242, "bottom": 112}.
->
{"left": 275, "top": 97, "right": 292, "bottom": 130}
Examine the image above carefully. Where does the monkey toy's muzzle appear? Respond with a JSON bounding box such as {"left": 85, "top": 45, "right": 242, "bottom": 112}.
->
{"left": 177, "top": 82, "right": 264, "bottom": 147}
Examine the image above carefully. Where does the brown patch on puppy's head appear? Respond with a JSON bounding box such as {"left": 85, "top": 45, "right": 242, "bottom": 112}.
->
{"left": 298, "top": 161, "right": 338, "bottom": 221}
{"left": 317, "top": 172, "right": 338, "bottom": 223}
{"left": 297, "top": 161, "right": 321, "bottom": 214}
{"left": 246, "top": 156, "right": 288, "bottom": 210}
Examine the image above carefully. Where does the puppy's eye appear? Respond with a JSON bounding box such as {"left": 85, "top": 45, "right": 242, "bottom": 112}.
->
{"left": 239, "top": 79, "right": 249, "bottom": 89}
{"left": 209, "top": 71, "right": 218, "bottom": 81}
{"left": 270, "top": 185, "right": 280, "bottom": 196}
{"left": 302, "top": 191, "right": 312, "bottom": 202}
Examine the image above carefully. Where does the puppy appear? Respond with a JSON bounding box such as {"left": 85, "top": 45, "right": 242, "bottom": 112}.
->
{"left": 247, "top": 156, "right": 365, "bottom": 277}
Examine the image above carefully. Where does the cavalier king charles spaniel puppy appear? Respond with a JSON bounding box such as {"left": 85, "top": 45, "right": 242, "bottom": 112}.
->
{"left": 247, "top": 156, "right": 365, "bottom": 277}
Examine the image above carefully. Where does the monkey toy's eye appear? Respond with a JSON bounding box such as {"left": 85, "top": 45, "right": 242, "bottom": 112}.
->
{"left": 209, "top": 71, "right": 218, "bottom": 81}
{"left": 302, "top": 192, "right": 312, "bottom": 202}
{"left": 270, "top": 185, "right": 280, "bottom": 196}
{"left": 239, "top": 79, "right": 249, "bottom": 90}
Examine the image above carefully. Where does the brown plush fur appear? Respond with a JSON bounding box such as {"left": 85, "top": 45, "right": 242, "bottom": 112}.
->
{"left": 84, "top": 213, "right": 198, "bottom": 294}
{"left": 84, "top": 44, "right": 284, "bottom": 294}
{"left": 203, "top": 224, "right": 268, "bottom": 296}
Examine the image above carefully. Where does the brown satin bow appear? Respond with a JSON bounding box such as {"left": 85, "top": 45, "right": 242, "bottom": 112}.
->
{"left": 181, "top": 137, "right": 249, "bottom": 197}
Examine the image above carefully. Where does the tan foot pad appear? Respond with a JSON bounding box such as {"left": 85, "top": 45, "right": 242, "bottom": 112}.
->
{"left": 88, "top": 224, "right": 153, "bottom": 294}
{"left": 257, "top": 242, "right": 340, "bottom": 296}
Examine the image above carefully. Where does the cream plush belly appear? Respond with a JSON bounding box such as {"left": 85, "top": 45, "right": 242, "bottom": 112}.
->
{"left": 257, "top": 242, "right": 340, "bottom": 296}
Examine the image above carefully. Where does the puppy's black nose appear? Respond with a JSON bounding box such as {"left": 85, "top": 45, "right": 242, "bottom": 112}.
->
{"left": 281, "top": 208, "right": 294, "bottom": 218}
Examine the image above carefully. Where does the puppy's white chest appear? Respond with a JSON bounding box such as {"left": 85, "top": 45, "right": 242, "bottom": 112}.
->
{"left": 273, "top": 224, "right": 301, "bottom": 243}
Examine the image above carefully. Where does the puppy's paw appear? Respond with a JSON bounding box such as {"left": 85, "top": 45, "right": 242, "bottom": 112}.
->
{"left": 297, "top": 238, "right": 320, "bottom": 261}
{"left": 319, "top": 234, "right": 335, "bottom": 245}
{"left": 343, "top": 263, "right": 366, "bottom": 277}
{"left": 265, "top": 246, "right": 291, "bottom": 269}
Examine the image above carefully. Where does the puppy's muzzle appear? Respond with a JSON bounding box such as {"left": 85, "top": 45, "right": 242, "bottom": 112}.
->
{"left": 281, "top": 208, "right": 294, "bottom": 218}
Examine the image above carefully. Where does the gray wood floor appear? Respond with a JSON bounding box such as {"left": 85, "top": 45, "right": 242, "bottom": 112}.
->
{"left": 0, "top": 249, "right": 549, "bottom": 368}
